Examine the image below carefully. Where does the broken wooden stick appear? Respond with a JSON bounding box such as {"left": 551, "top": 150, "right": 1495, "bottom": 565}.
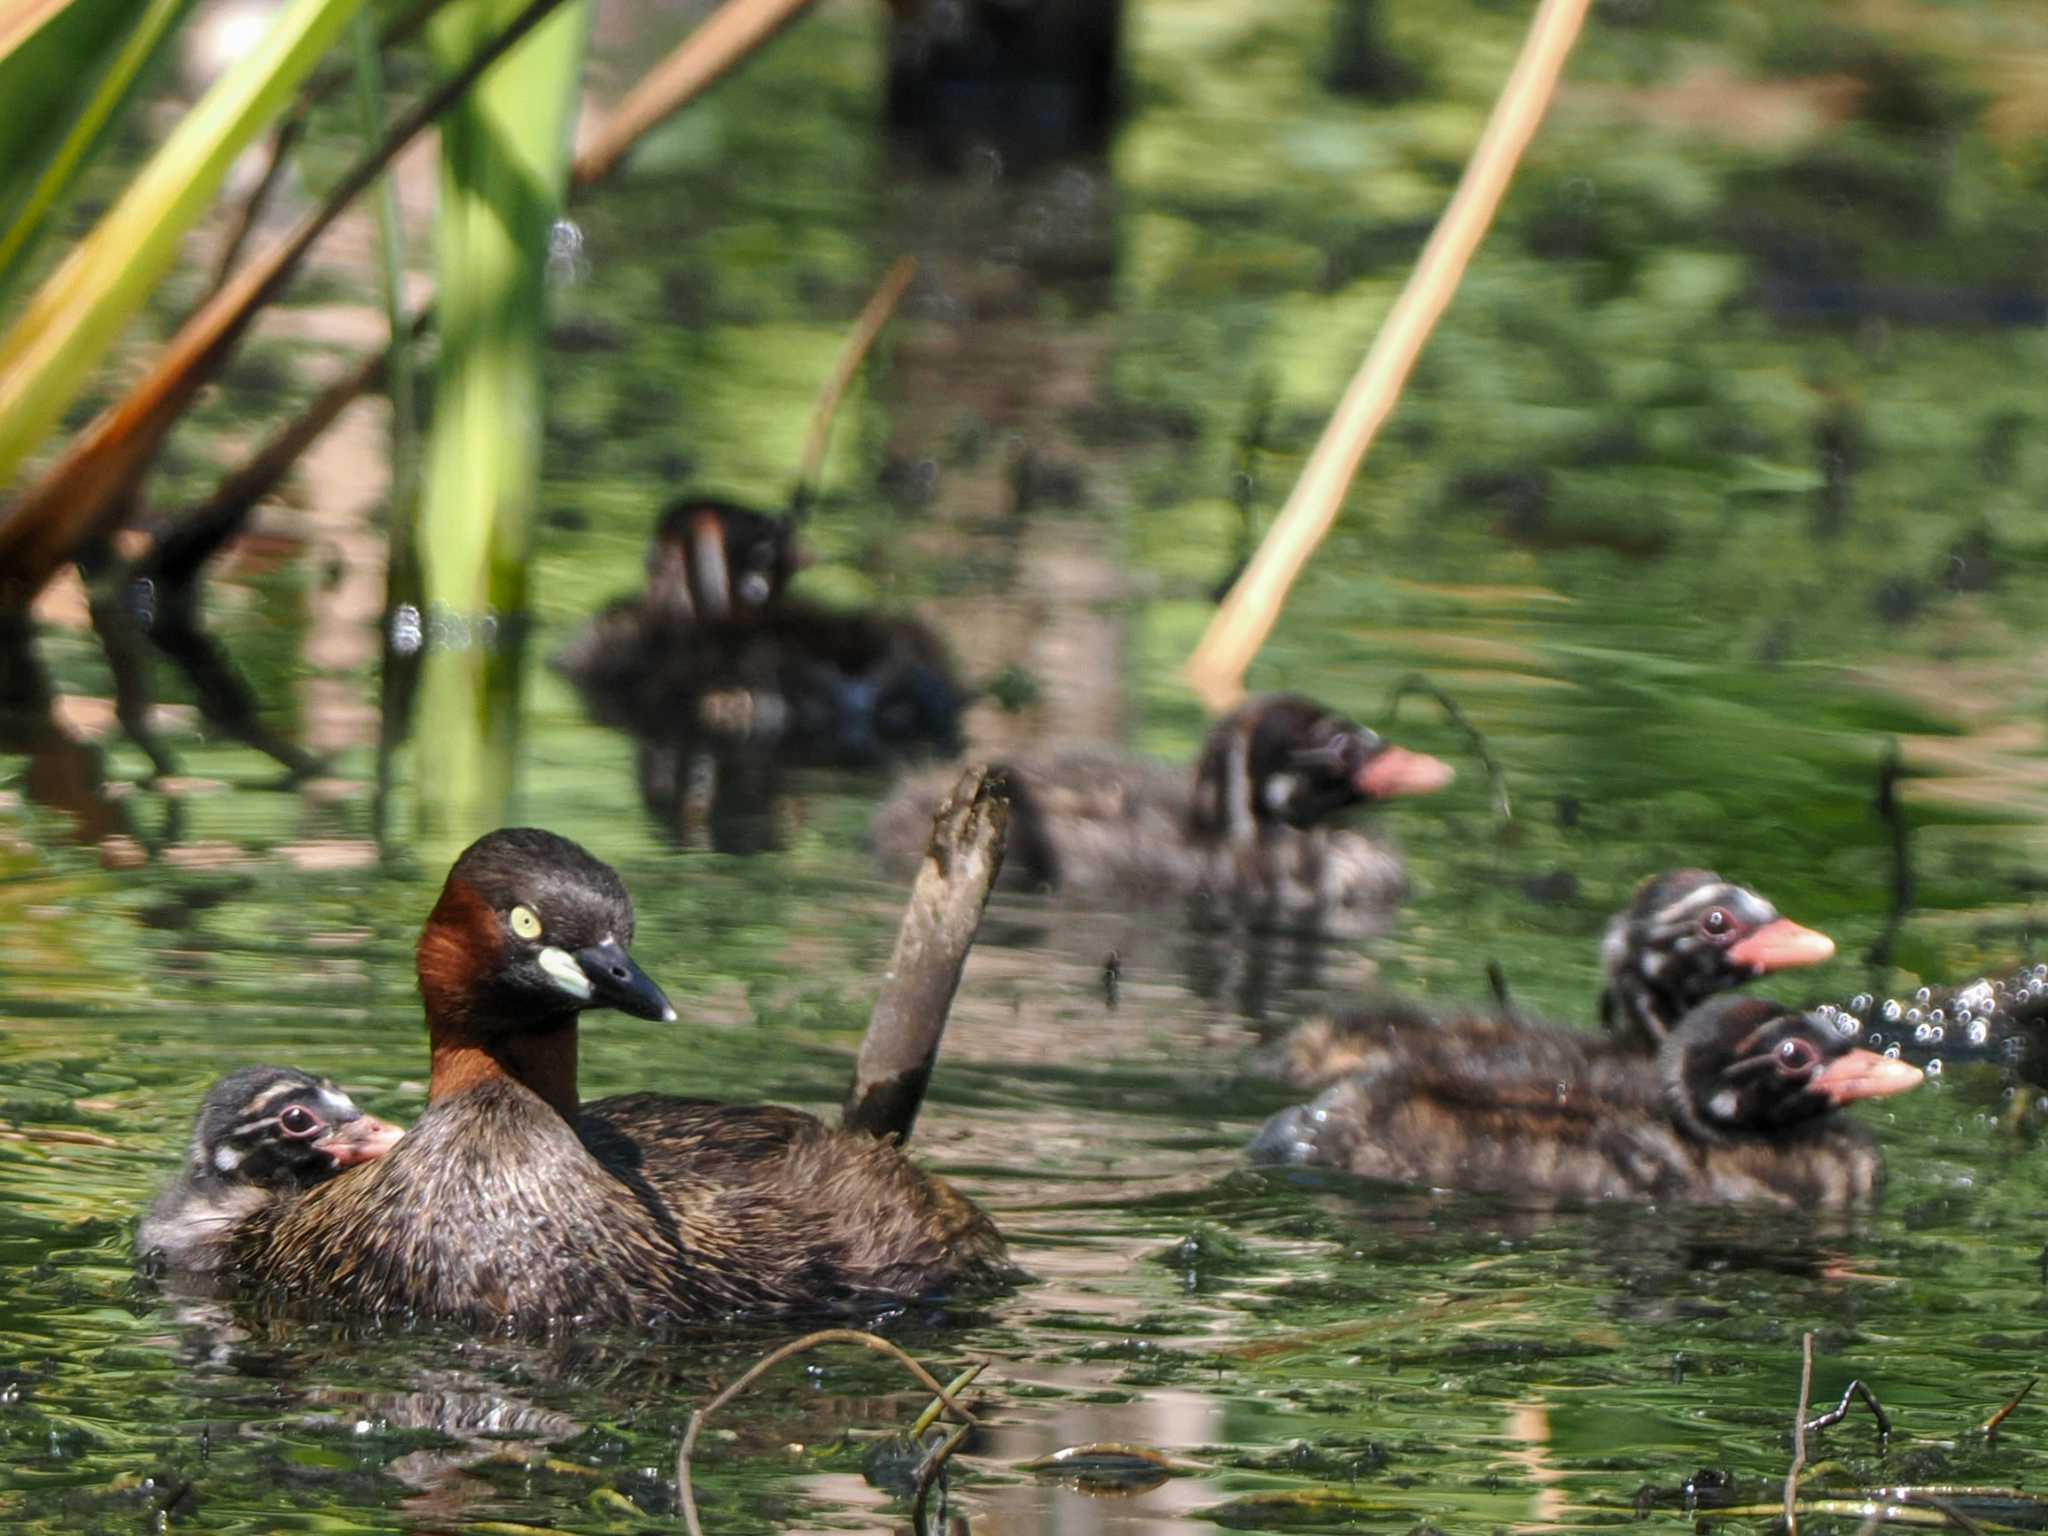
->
{"left": 842, "top": 765, "right": 1009, "bottom": 1143}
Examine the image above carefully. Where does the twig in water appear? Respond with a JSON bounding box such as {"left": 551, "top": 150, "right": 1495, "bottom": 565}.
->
{"left": 1785, "top": 1330, "right": 1816, "bottom": 1536}
{"left": 791, "top": 255, "right": 918, "bottom": 518}
{"left": 1382, "top": 673, "right": 1512, "bottom": 831}
{"left": 1911, "top": 1492, "right": 1990, "bottom": 1536}
{"left": 1212, "top": 375, "right": 1276, "bottom": 601}
{"left": 1185, "top": 0, "right": 1593, "bottom": 708}
{"left": 1805, "top": 1379, "right": 1892, "bottom": 1449}
{"left": 1868, "top": 739, "right": 1913, "bottom": 978}
{"left": 1982, "top": 1378, "right": 2036, "bottom": 1441}
{"left": 1233, "top": 376, "right": 1275, "bottom": 515}
{"left": 910, "top": 1363, "right": 984, "bottom": 1441}
{"left": 205, "top": 0, "right": 451, "bottom": 292}
{"left": 210, "top": 115, "right": 305, "bottom": 295}
{"left": 674, "top": 1328, "right": 981, "bottom": 1536}
{"left": 1486, "top": 960, "right": 1522, "bottom": 1028}
{"left": 908, "top": 1419, "right": 975, "bottom": 1535}
{"left": 1696, "top": 1502, "right": 1957, "bottom": 1529}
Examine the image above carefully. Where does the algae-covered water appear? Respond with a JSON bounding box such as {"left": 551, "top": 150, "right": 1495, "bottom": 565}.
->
{"left": 7, "top": 0, "right": 2048, "bottom": 1529}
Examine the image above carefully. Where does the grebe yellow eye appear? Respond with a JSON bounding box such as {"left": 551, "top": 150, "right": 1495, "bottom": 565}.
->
{"left": 509, "top": 905, "right": 543, "bottom": 940}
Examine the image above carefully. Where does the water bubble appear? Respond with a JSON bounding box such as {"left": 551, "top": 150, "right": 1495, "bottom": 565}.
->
{"left": 1929, "top": 1008, "right": 1945, "bottom": 1025}
{"left": 1882, "top": 999, "right": 1903, "bottom": 1022}
{"left": 1913, "top": 1022, "right": 1933, "bottom": 1043}
{"left": 546, "top": 218, "right": 587, "bottom": 287}
{"left": 1053, "top": 163, "right": 1098, "bottom": 215}
{"left": 1929, "top": 1025, "right": 1945, "bottom": 1044}
{"left": 1906, "top": 1007, "right": 1924, "bottom": 1025}
{"left": 1884, "top": 1045, "right": 1903, "bottom": 1059}
{"left": 1968, "top": 1021, "right": 1989, "bottom": 1046}
{"left": 390, "top": 603, "right": 422, "bottom": 657}
{"left": 1926, "top": 1059, "right": 1943, "bottom": 1077}
{"left": 1851, "top": 993, "right": 1873, "bottom": 1015}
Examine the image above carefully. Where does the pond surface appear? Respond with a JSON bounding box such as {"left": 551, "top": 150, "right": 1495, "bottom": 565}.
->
{"left": 8, "top": 0, "right": 2048, "bottom": 1530}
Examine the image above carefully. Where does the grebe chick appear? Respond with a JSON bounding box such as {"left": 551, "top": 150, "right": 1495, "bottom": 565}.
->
{"left": 137, "top": 1066, "right": 401, "bottom": 1273}
{"left": 1250, "top": 997, "right": 1923, "bottom": 1209}
{"left": 871, "top": 693, "right": 1452, "bottom": 927}
{"left": 644, "top": 496, "right": 799, "bottom": 621}
{"left": 1268, "top": 869, "right": 1836, "bottom": 1092}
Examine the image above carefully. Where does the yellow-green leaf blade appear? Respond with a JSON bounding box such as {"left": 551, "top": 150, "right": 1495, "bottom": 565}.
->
{"left": 0, "top": 0, "right": 365, "bottom": 489}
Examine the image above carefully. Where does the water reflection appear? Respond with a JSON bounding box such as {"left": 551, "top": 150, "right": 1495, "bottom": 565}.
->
{"left": 552, "top": 494, "right": 969, "bottom": 848}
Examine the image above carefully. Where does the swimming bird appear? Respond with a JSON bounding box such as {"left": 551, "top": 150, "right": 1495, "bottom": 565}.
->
{"left": 1248, "top": 996, "right": 1922, "bottom": 1208}
{"left": 1266, "top": 869, "right": 1837, "bottom": 1091}
{"left": 554, "top": 496, "right": 963, "bottom": 770}
{"left": 230, "top": 829, "right": 1007, "bottom": 1329}
{"left": 871, "top": 693, "right": 1452, "bottom": 925}
{"left": 643, "top": 495, "right": 800, "bottom": 622}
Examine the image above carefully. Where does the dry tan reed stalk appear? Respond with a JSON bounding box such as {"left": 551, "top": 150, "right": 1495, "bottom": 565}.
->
{"left": 570, "top": 0, "right": 818, "bottom": 186}
{"left": 1185, "top": 0, "right": 1592, "bottom": 711}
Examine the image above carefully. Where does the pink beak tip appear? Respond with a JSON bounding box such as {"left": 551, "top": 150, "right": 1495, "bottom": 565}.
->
{"left": 322, "top": 1114, "right": 404, "bottom": 1168}
{"left": 1357, "top": 747, "right": 1456, "bottom": 800}
{"left": 1816, "top": 1049, "right": 1925, "bottom": 1106}
{"left": 1728, "top": 918, "right": 1837, "bottom": 973}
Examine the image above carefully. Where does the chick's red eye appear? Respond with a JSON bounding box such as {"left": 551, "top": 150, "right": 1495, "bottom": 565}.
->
{"left": 1699, "top": 907, "right": 1732, "bottom": 938}
{"left": 279, "top": 1105, "right": 322, "bottom": 1138}
{"left": 1775, "top": 1038, "right": 1819, "bottom": 1074}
